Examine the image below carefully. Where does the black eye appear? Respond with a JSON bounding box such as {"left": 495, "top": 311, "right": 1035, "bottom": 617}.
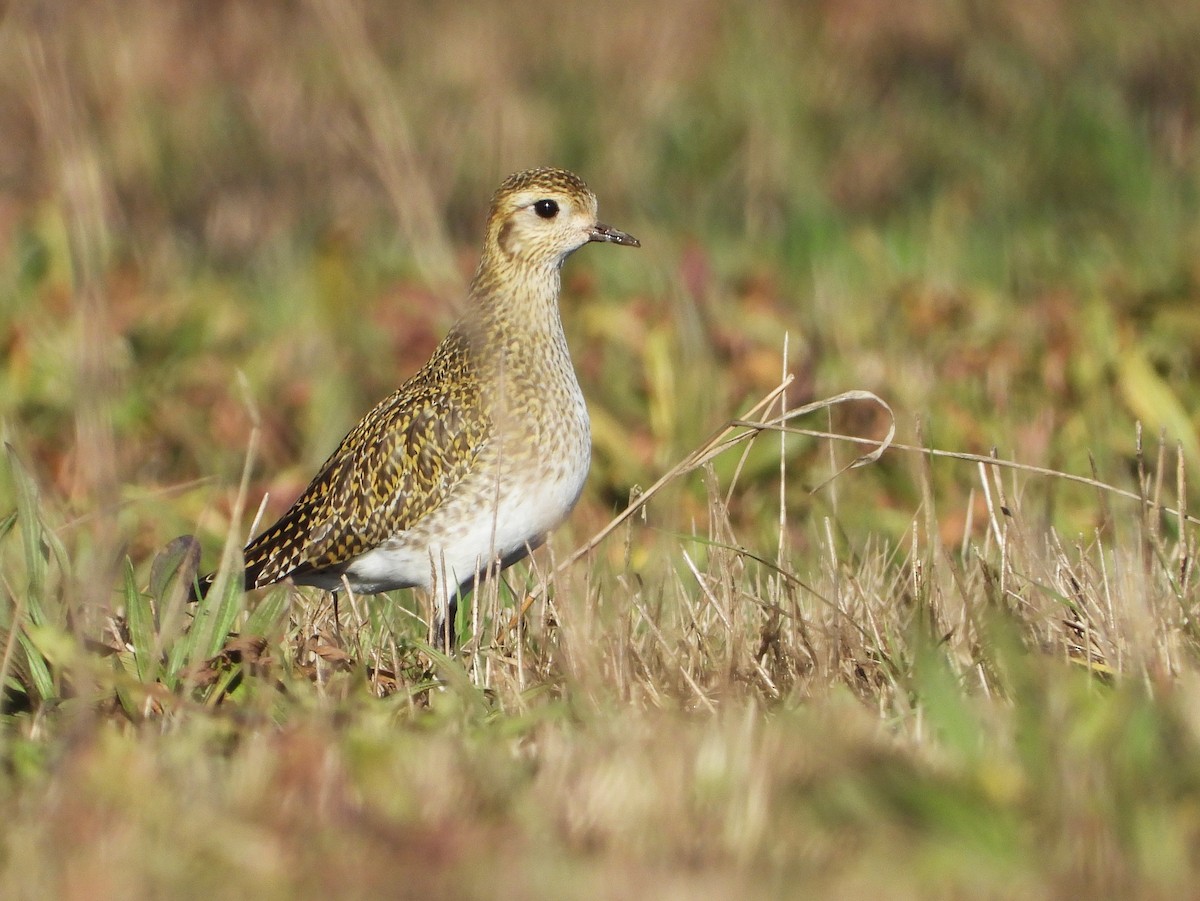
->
{"left": 533, "top": 199, "right": 559, "bottom": 219}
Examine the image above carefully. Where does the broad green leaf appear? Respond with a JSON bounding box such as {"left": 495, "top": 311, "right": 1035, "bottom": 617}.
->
{"left": 150, "top": 535, "right": 201, "bottom": 610}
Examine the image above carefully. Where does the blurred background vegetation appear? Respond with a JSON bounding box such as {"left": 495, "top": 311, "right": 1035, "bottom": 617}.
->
{"left": 5, "top": 0, "right": 1200, "bottom": 556}
{"left": 4, "top": 1, "right": 1200, "bottom": 897}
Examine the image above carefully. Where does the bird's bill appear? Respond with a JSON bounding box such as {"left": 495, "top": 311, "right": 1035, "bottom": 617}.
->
{"left": 589, "top": 223, "right": 640, "bottom": 247}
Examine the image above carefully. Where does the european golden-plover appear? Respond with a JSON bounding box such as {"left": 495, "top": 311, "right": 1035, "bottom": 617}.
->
{"left": 195, "top": 167, "right": 639, "bottom": 646}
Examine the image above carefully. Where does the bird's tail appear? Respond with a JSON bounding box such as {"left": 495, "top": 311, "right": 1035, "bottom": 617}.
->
{"left": 188, "top": 568, "right": 254, "bottom": 602}
{"left": 188, "top": 572, "right": 216, "bottom": 602}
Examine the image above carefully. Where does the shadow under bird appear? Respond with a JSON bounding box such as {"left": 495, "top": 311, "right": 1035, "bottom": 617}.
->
{"left": 192, "top": 167, "right": 640, "bottom": 647}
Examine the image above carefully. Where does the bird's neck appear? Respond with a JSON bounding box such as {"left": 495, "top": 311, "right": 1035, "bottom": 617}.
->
{"left": 460, "top": 256, "right": 585, "bottom": 426}
{"left": 466, "top": 259, "right": 567, "bottom": 351}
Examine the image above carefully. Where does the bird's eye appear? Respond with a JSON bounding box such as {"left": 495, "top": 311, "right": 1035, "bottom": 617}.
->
{"left": 533, "top": 199, "right": 559, "bottom": 219}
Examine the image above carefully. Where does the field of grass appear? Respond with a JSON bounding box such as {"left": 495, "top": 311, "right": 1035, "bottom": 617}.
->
{"left": 4, "top": 1, "right": 1200, "bottom": 897}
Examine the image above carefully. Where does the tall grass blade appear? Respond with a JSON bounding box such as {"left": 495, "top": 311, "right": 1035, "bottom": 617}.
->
{"left": 5, "top": 445, "right": 48, "bottom": 619}
{"left": 16, "top": 631, "right": 55, "bottom": 702}
{"left": 123, "top": 558, "right": 157, "bottom": 683}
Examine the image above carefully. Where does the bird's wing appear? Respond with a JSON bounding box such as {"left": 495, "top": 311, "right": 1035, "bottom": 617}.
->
{"left": 242, "top": 332, "right": 489, "bottom": 588}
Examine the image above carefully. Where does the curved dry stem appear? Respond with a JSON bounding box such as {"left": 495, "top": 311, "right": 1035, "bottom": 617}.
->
{"left": 527, "top": 380, "right": 895, "bottom": 608}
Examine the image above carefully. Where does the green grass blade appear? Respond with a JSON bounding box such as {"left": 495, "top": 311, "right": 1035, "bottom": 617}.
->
{"left": 123, "top": 558, "right": 158, "bottom": 684}
{"left": 5, "top": 445, "right": 48, "bottom": 619}
{"left": 244, "top": 588, "right": 288, "bottom": 637}
{"left": 205, "top": 576, "right": 245, "bottom": 660}
{"left": 167, "top": 567, "right": 245, "bottom": 692}
{"left": 0, "top": 510, "right": 17, "bottom": 544}
{"left": 16, "top": 630, "right": 55, "bottom": 702}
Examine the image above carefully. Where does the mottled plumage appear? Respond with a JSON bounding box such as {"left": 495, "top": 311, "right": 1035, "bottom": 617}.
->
{"left": 196, "top": 167, "right": 639, "bottom": 644}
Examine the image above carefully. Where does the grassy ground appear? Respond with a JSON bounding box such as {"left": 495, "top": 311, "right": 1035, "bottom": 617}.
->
{"left": 4, "top": 1, "right": 1200, "bottom": 897}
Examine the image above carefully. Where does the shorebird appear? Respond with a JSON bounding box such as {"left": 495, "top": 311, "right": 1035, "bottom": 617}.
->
{"left": 194, "top": 167, "right": 639, "bottom": 646}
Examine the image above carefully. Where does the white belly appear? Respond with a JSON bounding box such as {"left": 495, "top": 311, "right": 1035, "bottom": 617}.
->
{"left": 338, "top": 449, "right": 589, "bottom": 599}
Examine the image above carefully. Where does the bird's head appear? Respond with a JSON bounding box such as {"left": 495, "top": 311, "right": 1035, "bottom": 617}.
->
{"left": 483, "top": 167, "right": 639, "bottom": 272}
